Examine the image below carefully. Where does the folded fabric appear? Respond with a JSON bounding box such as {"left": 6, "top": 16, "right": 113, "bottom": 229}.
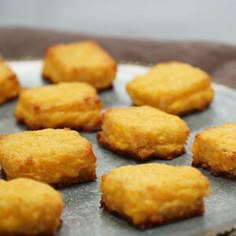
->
{"left": 0, "top": 26, "right": 235, "bottom": 88}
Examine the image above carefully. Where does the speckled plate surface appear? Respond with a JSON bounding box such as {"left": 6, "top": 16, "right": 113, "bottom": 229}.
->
{"left": 0, "top": 61, "right": 235, "bottom": 236}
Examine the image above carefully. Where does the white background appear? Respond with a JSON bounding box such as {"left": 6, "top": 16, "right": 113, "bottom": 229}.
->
{"left": 0, "top": 0, "right": 235, "bottom": 44}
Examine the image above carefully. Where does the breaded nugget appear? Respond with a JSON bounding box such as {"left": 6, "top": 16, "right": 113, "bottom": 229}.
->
{"left": 100, "top": 163, "right": 210, "bottom": 229}
{"left": 42, "top": 41, "right": 117, "bottom": 90}
{"left": 0, "top": 128, "right": 96, "bottom": 186}
{"left": 0, "top": 59, "right": 20, "bottom": 105}
{"left": 192, "top": 123, "right": 236, "bottom": 178}
{"left": 97, "top": 106, "right": 190, "bottom": 161}
{"left": 15, "top": 82, "right": 102, "bottom": 131}
{"left": 0, "top": 178, "right": 63, "bottom": 235}
{"left": 127, "top": 62, "right": 214, "bottom": 115}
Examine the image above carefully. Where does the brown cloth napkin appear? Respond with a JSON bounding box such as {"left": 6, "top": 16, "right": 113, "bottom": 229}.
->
{"left": 0, "top": 26, "right": 235, "bottom": 89}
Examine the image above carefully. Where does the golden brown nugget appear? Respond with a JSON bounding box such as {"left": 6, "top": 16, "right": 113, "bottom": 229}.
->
{"left": 0, "top": 178, "right": 63, "bottom": 235}
{"left": 100, "top": 163, "right": 210, "bottom": 229}
{"left": 42, "top": 41, "right": 117, "bottom": 90}
{"left": 0, "top": 59, "right": 20, "bottom": 105}
{"left": 97, "top": 106, "right": 190, "bottom": 161}
{"left": 0, "top": 129, "right": 97, "bottom": 186}
{"left": 192, "top": 123, "right": 236, "bottom": 178}
{"left": 127, "top": 62, "right": 214, "bottom": 115}
{"left": 15, "top": 82, "right": 102, "bottom": 131}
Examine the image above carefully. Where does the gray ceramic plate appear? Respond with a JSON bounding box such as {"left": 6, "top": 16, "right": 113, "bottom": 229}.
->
{"left": 0, "top": 61, "right": 235, "bottom": 236}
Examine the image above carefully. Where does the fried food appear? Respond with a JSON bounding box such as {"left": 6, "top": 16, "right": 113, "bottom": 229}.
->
{"left": 0, "top": 178, "right": 63, "bottom": 235}
{"left": 127, "top": 62, "right": 214, "bottom": 115}
{"left": 97, "top": 106, "right": 190, "bottom": 161}
{"left": 15, "top": 82, "right": 102, "bottom": 131}
{"left": 0, "top": 128, "right": 97, "bottom": 186}
{"left": 100, "top": 163, "right": 210, "bottom": 229}
{"left": 42, "top": 41, "right": 117, "bottom": 90}
{"left": 0, "top": 59, "right": 20, "bottom": 105}
{"left": 192, "top": 123, "right": 236, "bottom": 178}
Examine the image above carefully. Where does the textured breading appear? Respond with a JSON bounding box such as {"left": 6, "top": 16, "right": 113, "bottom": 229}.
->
{"left": 15, "top": 82, "right": 102, "bottom": 131}
{"left": 192, "top": 123, "right": 236, "bottom": 178}
{"left": 127, "top": 62, "right": 214, "bottom": 115}
{"left": 100, "top": 163, "right": 210, "bottom": 229}
{"left": 0, "top": 59, "right": 20, "bottom": 105}
{"left": 42, "top": 41, "right": 117, "bottom": 90}
{"left": 97, "top": 106, "right": 190, "bottom": 161}
{"left": 0, "top": 178, "right": 63, "bottom": 235}
{"left": 0, "top": 128, "right": 97, "bottom": 186}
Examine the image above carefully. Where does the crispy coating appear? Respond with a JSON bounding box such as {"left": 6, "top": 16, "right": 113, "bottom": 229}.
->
{"left": 97, "top": 106, "right": 190, "bottom": 161}
{"left": 0, "top": 59, "right": 20, "bottom": 105}
{"left": 0, "top": 178, "right": 63, "bottom": 235}
{"left": 15, "top": 82, "right": 102, "bottom": 131}
{"left": 0, "top": 128, "right": 97, "bottom": 186}
{"left": 100, "top": 163, "right": 210, "bottom": 229}
{"left": 127, "top": 62, "right": 214, "bottom": 115}
{"left": 42, "top": 41, "right": 117, "bottom": 90}
{"left": 192, "top": 123, "right": 236, "bottom": 178}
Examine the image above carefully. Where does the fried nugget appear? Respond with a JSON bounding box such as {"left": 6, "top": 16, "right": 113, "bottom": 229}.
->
{"left": 127, "top": 62, "right": 214, "bottom": 115}
{"left": 0, "top": 59, "right": 20, "bottom": 105}
{"left": 97, "top": 106, "right": 190, "bottom": 161}
{"left": 100, "top": 163, "right": 210, "bottom": 229}
{"left": 192, "top": 123, "right": 236, "bottom": 178}
{"left": 0, "top": 128, "right": 96, "bottom": 186}
{"left": 42, "top": 41, "right": 117, "bottom": 90}
{"left": 0, "top": 178, "right": 63, "bottom": 235}
{"left": 15, "top": 82, "right": 102, "bottom": 131}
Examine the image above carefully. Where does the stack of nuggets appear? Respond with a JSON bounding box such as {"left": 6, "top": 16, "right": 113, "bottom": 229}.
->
{"left": 0, "top": 42, "right": 225, "bottom": 232}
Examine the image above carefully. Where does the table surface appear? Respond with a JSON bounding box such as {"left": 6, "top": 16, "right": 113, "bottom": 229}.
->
{"left": 1, "top": 60, "right": 236, "bottom": 236}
